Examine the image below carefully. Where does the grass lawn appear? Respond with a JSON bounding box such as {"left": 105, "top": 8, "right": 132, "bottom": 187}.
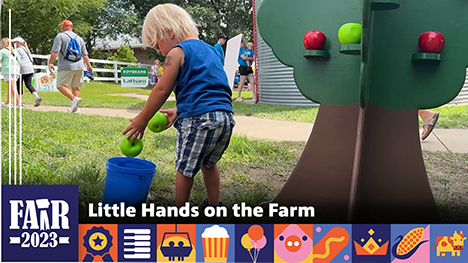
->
{"left": 1, "top": 109, "right": 467, "bottom": 223}
{"left": 3, "top": 81, "right": 468, "bottom": 128}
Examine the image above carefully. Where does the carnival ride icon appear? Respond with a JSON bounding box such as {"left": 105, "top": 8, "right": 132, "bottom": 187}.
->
{"left": 392, "top": 227, "right": 428, "bottom": 260}
{"left": 274, "top": 225, "right": 312, "bottom": 263}
{"left": 83, "top": 226, "right": 114, "bottom": 262}
{"left": 160, "top": 225, "right": 193, "bottom": 261}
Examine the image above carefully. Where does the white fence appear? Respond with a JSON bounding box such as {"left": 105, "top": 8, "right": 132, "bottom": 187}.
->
{"left": 31, "top": 54, "right": 152, "bottom": 83}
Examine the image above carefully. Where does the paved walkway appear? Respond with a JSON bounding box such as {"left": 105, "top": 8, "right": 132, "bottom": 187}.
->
{"left": 22, "top": 104, "right": 468, "bottom": 153}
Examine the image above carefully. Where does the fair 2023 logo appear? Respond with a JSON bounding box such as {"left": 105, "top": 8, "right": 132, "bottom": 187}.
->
{"left": 2, "top": 185, "right": 79, "bottom": 262}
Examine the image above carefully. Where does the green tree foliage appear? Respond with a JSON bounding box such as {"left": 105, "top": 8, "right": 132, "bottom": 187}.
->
{"left": 107, "top": 45, "right": 137, "bottom": 63}
{"left": 101, "top": 45, "right": 138, "bottom": 77}
{"left": 84, "top": 0, "right": 140, "bottom": 55}
{"left": 122, "top": 0, "right": 254, "bottom": 45}
{"left": 1, "top": 0, "right": 253, "bottom": 58}
{"left": 1, "top": 0, "right": 106, "bottom": 54}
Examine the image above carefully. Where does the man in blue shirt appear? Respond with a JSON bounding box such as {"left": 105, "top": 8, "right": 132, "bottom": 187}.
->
{"left": 213, "top": 34, "right": 227, "bottom": 65}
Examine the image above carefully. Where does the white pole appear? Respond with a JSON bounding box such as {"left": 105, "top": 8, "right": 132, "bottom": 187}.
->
{"left": 9, "top": 8, "right": 12, "bottom": 185}
{"left": 19, "top": 50, "right": 22, "bottom": 185}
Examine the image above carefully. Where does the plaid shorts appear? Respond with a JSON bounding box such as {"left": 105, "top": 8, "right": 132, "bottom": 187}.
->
{"left": 174, "top": 111, "right": 235, "bottom": 178}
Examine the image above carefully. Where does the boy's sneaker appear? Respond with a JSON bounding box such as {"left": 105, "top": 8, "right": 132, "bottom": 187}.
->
{"left": 70, "top": 97, "right": 81, "bottom": 112}
{"left": 34, "top": 97, "right": 42, "bottom": 107}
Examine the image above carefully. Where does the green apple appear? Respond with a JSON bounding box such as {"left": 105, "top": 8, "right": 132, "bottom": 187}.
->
{"left": 338, "top": 23, "right": 362, "bottom": 45}
{"left": 148, "top": 111, "right": 168, "bottom": 133}
{"left": 120, "top": 137, "right": 144, "bottom": 157}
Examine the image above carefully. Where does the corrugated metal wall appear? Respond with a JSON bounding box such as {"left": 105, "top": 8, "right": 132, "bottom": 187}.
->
{"left": 255, "top": 0, "right": 318, "bottom": 106}
{"left": 448, "top": 68, "right": 468, "bottom": 105}
{"left": 254, "top": 0, "right": 468, "bottom": 106}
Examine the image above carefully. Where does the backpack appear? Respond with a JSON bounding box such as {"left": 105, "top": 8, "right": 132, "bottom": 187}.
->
{"left": 63, "top": 33, "right": 82, "bottom": 62}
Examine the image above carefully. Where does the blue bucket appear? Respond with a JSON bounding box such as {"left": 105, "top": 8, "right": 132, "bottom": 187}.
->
{"left": 103, "top": 157, "right": 156, "bottom": 206}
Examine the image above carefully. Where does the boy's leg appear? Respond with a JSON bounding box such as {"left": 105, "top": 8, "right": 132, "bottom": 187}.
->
{"left": 201, "top": 164, "right": 221, "bottom": 206}
{"left": 175, "top": 171, "right": 194, "bottom": 208}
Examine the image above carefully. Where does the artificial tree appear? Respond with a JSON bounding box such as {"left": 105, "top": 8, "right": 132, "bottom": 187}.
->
{"left": 257, "top": 0, "right": 468, "bottom": 222}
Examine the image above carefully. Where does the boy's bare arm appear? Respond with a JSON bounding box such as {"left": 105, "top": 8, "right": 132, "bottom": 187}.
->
{"left": 140, "top": 48, "right": 183, "bottom": 120}
{"left": 123, "top": 47, "right": 184, "bottom": 140}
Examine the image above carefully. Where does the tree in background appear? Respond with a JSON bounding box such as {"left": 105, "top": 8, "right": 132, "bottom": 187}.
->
{"left": 101, "top": 45, "right": 138, "bottom": 77}
{"left": 107, "top": 45, "right": 137, "bottom": 63}
{"left": 84, "top": 0, "right": 141, "bottom": 57}
{"left": 122, "top": 0, "right": 254, "bottom": 45}
{"left": 1, "top": 0, "right": 106, "bottom": 54}
{"left": 1, "top": 0, "right": 253, "bottom": 57}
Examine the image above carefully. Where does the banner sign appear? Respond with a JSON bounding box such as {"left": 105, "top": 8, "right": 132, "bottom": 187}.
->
{"left": 121, "top": 67, "right": 148, "bottom": 87}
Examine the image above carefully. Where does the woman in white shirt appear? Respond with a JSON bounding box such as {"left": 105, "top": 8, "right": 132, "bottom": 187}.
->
{"left": 12, "top": 37, "right": 42, "bottom": 106}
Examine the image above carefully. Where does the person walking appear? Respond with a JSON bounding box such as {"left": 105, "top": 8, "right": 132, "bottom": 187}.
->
{"left": 48, "top": 19, "right": 93, "bottom": 113}
{"left": 213, "top": 34, "right": 227, "bottom": 65}
{"left": 123, "top": 3, "right": 235, "bottom": 209}
{"left": 0, "top": 38, "right": 21, "bottom": 107}
{"left": 12, "top": 37, "right": 42, "bottom": 107}
{"left": 235, "top": 39, "right": 255, "bottom": 102}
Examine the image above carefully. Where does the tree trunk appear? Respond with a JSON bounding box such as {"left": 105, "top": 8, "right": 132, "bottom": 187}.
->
{"left": 272, "top": 103, "right": 440, "bottom": 223}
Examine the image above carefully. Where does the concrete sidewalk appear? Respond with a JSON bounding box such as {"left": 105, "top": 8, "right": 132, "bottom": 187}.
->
{"left": 22, "top": 104, "right": 468, "bottom": 153}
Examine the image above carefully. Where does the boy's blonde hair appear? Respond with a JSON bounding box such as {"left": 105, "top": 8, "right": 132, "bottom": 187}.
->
{"left": 142, "top": 4, "right": 198, "bottom": 48}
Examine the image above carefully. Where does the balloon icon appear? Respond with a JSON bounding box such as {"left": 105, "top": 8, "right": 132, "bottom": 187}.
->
{"left": 241, "top": 233, "right": 254, "bottom": 251}
{"left": 251, "top": 235, "right": 267, "bottom": 251}
{"left": 248, "top": 225, "right": 264, "bottom": 241}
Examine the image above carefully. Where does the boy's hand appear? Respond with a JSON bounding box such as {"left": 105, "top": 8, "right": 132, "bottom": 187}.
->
{"left": 123, "top": 115, "right": 148, "bottom": 141}
{"left": 160, "top": 108, "right": 178, "bottom": 128}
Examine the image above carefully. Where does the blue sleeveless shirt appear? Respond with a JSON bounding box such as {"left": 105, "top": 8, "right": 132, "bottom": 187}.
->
{"left": 173, "top": 39, "right": 233, "bottom": 119}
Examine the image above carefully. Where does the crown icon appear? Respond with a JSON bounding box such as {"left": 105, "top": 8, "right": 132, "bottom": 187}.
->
{"left": 354, "top": 229, "right": 389, "bottom": 255}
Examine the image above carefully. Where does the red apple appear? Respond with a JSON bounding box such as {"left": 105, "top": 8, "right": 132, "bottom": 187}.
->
{"left": 303, "top": 30, "right": 327, "bottom": 50}
{"left": 418, "top": 31, "right": 445, "bottom": 53}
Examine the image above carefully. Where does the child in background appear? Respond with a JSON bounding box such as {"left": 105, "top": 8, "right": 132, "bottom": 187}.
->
{"left": 0, "top": 38, "right": 21, "bottom": 107}
{"left": 123, "top": 3, "right": 235, "bottom": 209}
{"left": 149, "top": 59, "right": 162, "bottom": 84}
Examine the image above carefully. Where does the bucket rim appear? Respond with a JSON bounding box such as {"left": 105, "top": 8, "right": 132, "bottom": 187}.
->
{"left": 107, "top": 157, "right": 156, "bottom": 173}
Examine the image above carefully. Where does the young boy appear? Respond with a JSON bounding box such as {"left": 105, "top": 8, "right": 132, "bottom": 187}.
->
{"left": 123, "top": 3, "right": 235, "bottom": 209}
